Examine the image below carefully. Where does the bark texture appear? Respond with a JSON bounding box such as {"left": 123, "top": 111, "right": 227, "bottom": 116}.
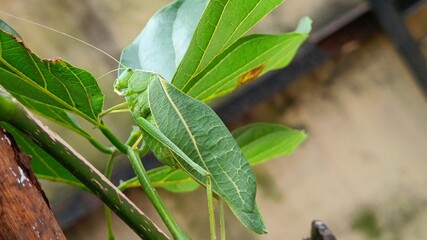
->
{"left": 0, "top": 128, "right": 65, "bottom": 239}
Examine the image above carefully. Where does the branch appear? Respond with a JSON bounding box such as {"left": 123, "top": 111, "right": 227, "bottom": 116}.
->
{"left": 0, "top": 89, "right": 169, "bottom": 239}
{"left": 0, "top": 129, "right": 65, "bottom": 239}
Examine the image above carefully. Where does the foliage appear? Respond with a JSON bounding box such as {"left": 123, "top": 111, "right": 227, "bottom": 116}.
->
{"left": 0, "top": 0, "right": 310, "bottom": 239}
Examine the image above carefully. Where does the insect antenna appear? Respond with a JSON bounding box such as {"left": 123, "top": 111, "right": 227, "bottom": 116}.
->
{"left": 0, "top": 11, "right": 126, "bottom": 69}
{"left": 97, "top": 67, "right": 128, "bottom": 81}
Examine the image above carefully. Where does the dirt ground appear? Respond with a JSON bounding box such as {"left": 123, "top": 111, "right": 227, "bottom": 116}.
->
{"left": 1, "top": 1, "right": 427, "bottom": 239}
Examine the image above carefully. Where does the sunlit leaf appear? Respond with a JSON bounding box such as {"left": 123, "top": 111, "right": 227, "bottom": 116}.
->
{"left": 173, "top": 0, "right": 285, "bottom": 88}
{"left": 180, "top": 17, "right": 311, "bottom": 101}
{"left": 233, "top": 123, "right": 307, "bottom": 165}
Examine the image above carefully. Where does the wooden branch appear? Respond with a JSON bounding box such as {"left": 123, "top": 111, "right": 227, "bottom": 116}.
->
{"left": 0, "top": 128, "right": 65, "bottom": 239}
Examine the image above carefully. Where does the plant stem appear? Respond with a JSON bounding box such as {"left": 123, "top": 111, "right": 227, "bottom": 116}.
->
{"left": 0, "top": 91, "right": 168, "bottom": 239}
{"left": 207, "top": 176, "right": 216, "bottom": 240}
{"left": 219, "top": 200, "right": 226, "bottom": 240}
{"left": 99, "top": 122, "right": 128, "bottom": 153}
{"left": 127, "top": 148, "right": 190, "bottom": 240}
{"left": 99, "top": 102, "right": 130, "bottom": 118}
{"left": 103, "top": 127, "right": 143, "bottom": 240}
{"left": 86, "top": 134, "right": 114, "bottom": 154}
{"left": 125, "top": 127, "right": 142, "bottom": 146}
{"left": 104, "top": 152, "right": 118, "bottom": 240}
{"left": 98, "top": 122, "right": 189, "bottom": 239}
{"left": 105, "top": 205, "right": 115, "bottom": 240}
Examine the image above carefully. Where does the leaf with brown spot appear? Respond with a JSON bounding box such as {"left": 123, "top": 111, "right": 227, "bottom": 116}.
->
{"left": 177, "top": 17, "right": 312, "bottom": 102}
{"left": 237, "top": 64, "right": 266, "bottom": 87}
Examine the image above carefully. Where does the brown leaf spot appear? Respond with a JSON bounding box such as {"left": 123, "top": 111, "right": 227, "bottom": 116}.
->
{"left": 237, "top": 64, "right": 266, "bottom": 87}
{"left": 42, "top": 57, "right": 63, "bottom": 64}
{"left": 11, "top": 35, "right": 33, "bottom": 53}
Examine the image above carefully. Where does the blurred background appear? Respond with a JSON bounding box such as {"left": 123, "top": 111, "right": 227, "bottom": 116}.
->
{"left": 1, "top": 0, "right": 427, "bottom": 239}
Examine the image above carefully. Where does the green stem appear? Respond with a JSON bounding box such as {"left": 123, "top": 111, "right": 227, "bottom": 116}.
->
{"left": 99, "top": 102, "right": 129, "bottom": 118}
{"left": 104, "top": 127, "right": 144, "bottom": 239}
{"left": 127, "top": 148, "right": 190, "bottom": 240}
{"left": 117, "top": 177, "right": 135, "bottom": 191}
{"left": 0, "top": 91, "right": 168, "bottom": 239}
{"left": 207, "top": 176, "right": 216, "bottom": 240}
{"left": 99, "top": 122, "right": 128, "bottom": 153}
{"left": 219, "top": 200, "right": 226, "bottom": 240}
{"left": 125, "top": 127, "right": 142, "bottom": 147}
{"left": 98, "top": 122, "right": 189, "bottom": 239}
{"left": 104, "top": 152, "right": 118, "bottom": 240}
{"left": 86, "top": 134, "right": 114, "bottom": 154}
{"left": 105, "top": 204, "right": 115, "bottom": 240}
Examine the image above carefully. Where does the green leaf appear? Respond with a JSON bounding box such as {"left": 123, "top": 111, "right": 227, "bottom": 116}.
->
{"left": 188, "top": 33, "right": 308, "bottom": 101}
{"left": 119, "top": 0, "right": 208, "bottom": 80}
{"left": 232, "top": 123, "right": 307, "bottom": 165}
{"left": 0, "top": 19, "right": 21, "bottom": 38}
{"left": 231, "top": 204, "right": 267, "bottom": 234}
{"left": 0, "top": 122, "right": 86, "bottom": 190}
{"left": 0, "top": 30, "right": 104, "bottom": 125}
{"left": 173, "top": 0, "right": 285, "bottom": 88}
{"left": 145, "top": 76, "right": 265, "bottom": 233}
{"left": 179, "top": 17, "right": 311, "bottom": 101}
{"left": 120, "top": 166, "right": 199, "bottom": 193}
{"left": 17, "top": 97, "right": 90, "bottom": 137}
{"left": 0, "top": 26, "right": 94, "bottom": 135}
{"left": 295, "top": 16, "right": 312, "bottom": 34}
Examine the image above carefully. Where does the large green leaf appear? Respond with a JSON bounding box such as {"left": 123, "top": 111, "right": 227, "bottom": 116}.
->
{"left": 145, "top": 77, "right": 266, "bottom": 233}
{"left": 0, "top": 122, "right": 86, "bottom": 190}
{"left": 119, "top": 0, "right": 208, "bottom": 80}
{"left": 232, "top": 123, "right": 307, "bottom": 165}
{"left": 0, "top": 30, "right": 104, "bottom": 125}
{"left": 173, "top": 0, "right": 285, "bottom": 88}
{"left": 181, "top": 17, "right": 311, "bottom": 101}
{"left": 0, "top": 23, "right": 96, "bottom": 135}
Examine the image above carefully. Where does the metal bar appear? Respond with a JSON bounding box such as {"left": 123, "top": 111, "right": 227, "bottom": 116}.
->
{"left": 310, "top": 220, "right": 337, "bottom": 240}
{"left": 369, "top": 0, "right": 427, "bottom": 97}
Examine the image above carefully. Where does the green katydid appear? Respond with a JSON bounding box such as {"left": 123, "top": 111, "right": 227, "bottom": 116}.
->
{"left": 114, "top": 68, "right": 266, "bottom": 235}
{"left": 0, "top": 11, "right": 267, "bottom": 236}
{"left": 1, "top": 0, "right": 312, "bottom": 235}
